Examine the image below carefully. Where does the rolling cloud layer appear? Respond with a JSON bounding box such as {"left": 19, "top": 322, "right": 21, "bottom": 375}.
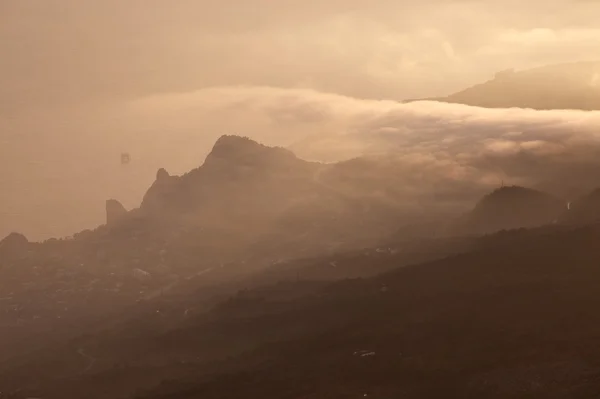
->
{"left": 3, "top": 0, "right": 600, "bottom": 239}
{"left": 3, "top": 86, "right": 600, "bottom": 239}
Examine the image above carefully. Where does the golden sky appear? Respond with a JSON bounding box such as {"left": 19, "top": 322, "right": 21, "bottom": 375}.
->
{"left": 2, "top": 0, "right": 600, "bottom": 240}
{"left": 2, "top": 0, "right": 600, "bottom": 111}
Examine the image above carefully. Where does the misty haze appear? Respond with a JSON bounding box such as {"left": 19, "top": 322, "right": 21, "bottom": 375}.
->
{"left": 2, "top": 1, "right": 600, "bottom": 398}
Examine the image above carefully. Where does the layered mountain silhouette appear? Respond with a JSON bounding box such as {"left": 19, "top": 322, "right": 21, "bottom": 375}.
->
{"left": 140, "top": 135, "right": 321, "bottom": 223}
{"left": 9, "top": 134, "right": 600, "bottom": 398}
{"left": 452, "top": 185, "right": 566, "bottom": 235}
{"left": 408, "top": 61, "right": 600, "bottom": 110}
{"left": 8, "top": 223, "right": 600, "bottom": 398}
{"left": 0, "top": 135, "right": 446, "bottom": 366}
{"left": 115, "top": 135, "right": 440, "bottom": 262}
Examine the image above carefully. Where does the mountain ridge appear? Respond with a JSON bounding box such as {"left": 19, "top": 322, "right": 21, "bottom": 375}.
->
{"left": 6, "top": 136, "right": 600, "bottom": 398}
{"left": 452, "top": 185, "right": 567, "bottom": 235}
{"left": 406, "top": 61, "right": 600, "bottom": 110}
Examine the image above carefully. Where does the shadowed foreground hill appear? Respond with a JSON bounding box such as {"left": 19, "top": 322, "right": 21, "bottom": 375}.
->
{"left": 408, "top": 61, "right": 600, "bottom": 110}
{"left": 7, "top": 137, "right": 600, "bottom": 398}
{"left": 132, "top": 224, "right": 600, "bottom": 399}
{"left": 7, "top": 224, "right": 600, "bottom": 398}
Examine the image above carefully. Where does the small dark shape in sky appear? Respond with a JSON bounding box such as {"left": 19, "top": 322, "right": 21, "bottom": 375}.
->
{"left": 121, "top": 153, "right": 131, "bottom": 165}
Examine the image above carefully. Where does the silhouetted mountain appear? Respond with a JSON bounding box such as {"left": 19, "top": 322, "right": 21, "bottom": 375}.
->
{"left": 408, "top": 61, "right": 600, "bottom": 110}
{"left": 453, "top": 185, "right": 566, "bottom": 235}
{"left": 16, "top": 136, "right": 600, "bottom": 399}
{"left": 139, "top": 167, "right": 181, "bottom": 214}
{"left": 140, "top": 135, "right": 319, "bottom": 221}
{"left": 0, "top": 135, "right": 462, "bottom": 372}
{"left": 133, "top": 135, "right": 438, "bottom": 261}
{"left": 204, "top": 134, "right": 301, "bottom": 170}
{"left": 105, "top": 199, "right": 128, "bottom": 226}
{"left": 0, "top": 232, "right": 29, "bottom": 256}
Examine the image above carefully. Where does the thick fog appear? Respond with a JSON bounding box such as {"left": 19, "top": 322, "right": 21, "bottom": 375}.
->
{"left": 2, "top": 86, "right": 600, "bottom": 239}
{"left": 2, "top": 0, "right": 600, "bottom": 239}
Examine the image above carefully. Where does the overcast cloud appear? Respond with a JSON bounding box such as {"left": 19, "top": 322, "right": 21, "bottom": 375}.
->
{"left": 2, "top": 0, "right": 600, "bottom": 111}
{"left": 2, "top": 1, "right": 600, "bottom": 239}
{"left": 3, "top": 86, "right": 600, "bottom": 239}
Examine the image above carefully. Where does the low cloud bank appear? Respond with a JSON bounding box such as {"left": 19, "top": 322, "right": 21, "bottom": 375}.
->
{"left": 3, "top": 86, "right": 600, "bottom": 239}
{"left": 129, "top": 86, "right": 600, "bottom": 198}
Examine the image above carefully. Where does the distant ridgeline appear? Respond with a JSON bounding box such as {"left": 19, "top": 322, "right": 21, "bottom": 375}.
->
{"left": 405, "top": 61, "right": 600, "bottom": 110}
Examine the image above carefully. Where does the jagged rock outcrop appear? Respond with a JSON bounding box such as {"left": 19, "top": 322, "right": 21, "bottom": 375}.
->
{"left": 156, "top": 167, "right": 170, "bottom": 181}
{"left": 452, "top": 186, "right": 566, "bottom": 236}
{"left": 106, "top": 199, "right": 128, "bottom": 226}
{"left": 132, "top": 135, "right": 415, "bottom": 257}
{"left": 139, "top": 167, "right": 181, "bottom": 215}
{"left": 203, "top": 135, "right": 300, "bottom": 171}
{"left": 140, "top": 135, "right": 318, "bottom": 216}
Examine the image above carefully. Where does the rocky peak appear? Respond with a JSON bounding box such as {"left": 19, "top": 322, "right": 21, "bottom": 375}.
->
{"left": 156, "top": 168, "right": 170, "bottom": 181}
{"left": 140, "top": 136, "right": 313, "bottom": 214}
{"left": 204, "top": 135, "right": 297, "bottom": 168}
{"left": 140, "top": 168, "right": 181, "bottom": 213}
{"left": 106, "top": 199, "right": 128, "bottom": 226}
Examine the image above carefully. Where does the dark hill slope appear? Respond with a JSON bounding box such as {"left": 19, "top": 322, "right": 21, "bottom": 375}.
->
{"left": 7, "top": 224, "right": 600, "bottom": 398}
{"left": 453, "top": 185, "right": 565, "bottom": 235}
{"left": 561, "top": 187, "right": 600, "bottom": 225}
{"left": 0, "top": 135, "right": 460, "bottom": 375}
{"left": 136, "top": 224, "right": 600, "bottom": 399}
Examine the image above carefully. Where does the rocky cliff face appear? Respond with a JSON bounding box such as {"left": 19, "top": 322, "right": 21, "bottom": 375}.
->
{"left": 139, "top": 135, "right": 320, "bottom": 218}
{"left": 130, "top": 135, "right": 422, "bottom": 259}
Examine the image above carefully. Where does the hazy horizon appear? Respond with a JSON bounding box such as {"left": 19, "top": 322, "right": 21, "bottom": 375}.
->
{"left": 6, "top": 4, "right": 600, "bottom": 398}
{"left": 2, "top": 1, "right": 600, "bottom": 240}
